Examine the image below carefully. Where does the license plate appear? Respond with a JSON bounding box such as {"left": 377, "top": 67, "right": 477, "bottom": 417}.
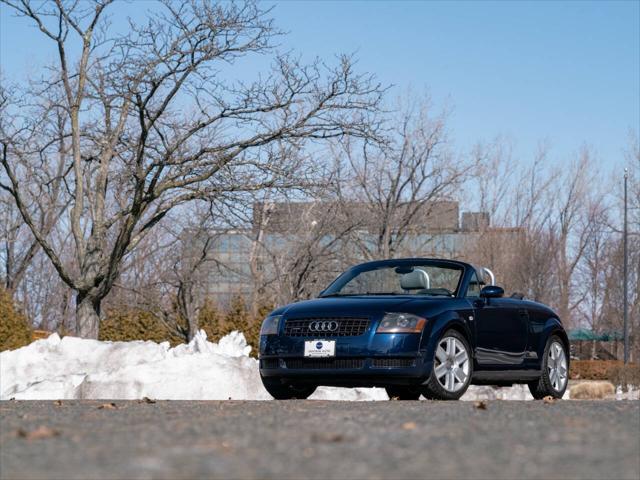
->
{"left": 304, "top": 340, "right": 336, "bottom": 357}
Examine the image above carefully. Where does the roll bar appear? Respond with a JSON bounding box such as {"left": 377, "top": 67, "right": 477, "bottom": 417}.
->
{"left": 482, "top": 267, "right": 495, "bottom": 286}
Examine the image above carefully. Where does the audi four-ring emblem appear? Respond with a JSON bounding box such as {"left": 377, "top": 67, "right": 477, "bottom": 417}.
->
{"left": 308, "top": 321, "right": 339, "bottom": 332}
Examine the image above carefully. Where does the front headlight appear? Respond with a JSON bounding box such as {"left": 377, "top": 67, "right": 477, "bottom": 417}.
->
{"left": 376, "top": 313, "right": 426, "bottom": 333}
{"left": 260, "top": 315, "right": 282, "bottom": 336}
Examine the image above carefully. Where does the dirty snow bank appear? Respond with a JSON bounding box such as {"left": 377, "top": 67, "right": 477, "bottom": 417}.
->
{"left": 0, "top": 331, "right": 268, "bottom": 400}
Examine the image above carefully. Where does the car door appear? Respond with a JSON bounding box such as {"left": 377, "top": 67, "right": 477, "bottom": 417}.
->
{"left": 467, "top": 277, "right": 528, "bottom": 367}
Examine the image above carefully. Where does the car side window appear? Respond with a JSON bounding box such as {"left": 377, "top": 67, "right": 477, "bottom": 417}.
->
{"left": 466, "top": 272, "right": 481, "bottom": 298}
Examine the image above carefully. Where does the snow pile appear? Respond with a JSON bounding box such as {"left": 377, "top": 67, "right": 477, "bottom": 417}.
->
{"left": 0, "top": 331, "right": 267, "bottom": 400}
{"left": 461, "top": 384, "right": 535, "bottom": 401}
{"left": 312, "top": 387, "right": 388, "bottom": 401}
{"left": 615, "top": 385, "right": 640, "bottom": 401}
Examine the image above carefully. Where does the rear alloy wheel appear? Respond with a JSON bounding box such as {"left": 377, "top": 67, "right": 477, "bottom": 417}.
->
{"left": 260, "top": 376, "right": 316, "bottom": 400}
{"left": 528, "top": 336, "right": 568, "bottom": 399}
{"left": 385, "top": 386, "right": 422, "bottom": 400}
{"left": 422, "top": 329, "right": 472, "bottom": 400}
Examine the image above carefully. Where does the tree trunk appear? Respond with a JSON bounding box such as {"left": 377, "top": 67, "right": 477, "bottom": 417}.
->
{"left": 75, "top": 293, "right": 101, "bottom": 339}
{"left": 187, "top": 318, "right": 199, "bottom": 342}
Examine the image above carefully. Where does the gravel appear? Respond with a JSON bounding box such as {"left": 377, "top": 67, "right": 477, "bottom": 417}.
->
{"left": 1, "top": 400, "right": 638, "bottom": 480}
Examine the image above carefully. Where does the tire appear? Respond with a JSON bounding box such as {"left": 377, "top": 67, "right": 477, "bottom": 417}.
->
{"left": 528, "top": 335, "right": 569, "bottom": 399}
{"left": 260, "top": 375, "right": 316, "bottom": 400}
{"left": 421, "top": 329, "right": 473, "bottom": 400}
{"left": 385, "top": 386, "right": 422, "bottom": 400}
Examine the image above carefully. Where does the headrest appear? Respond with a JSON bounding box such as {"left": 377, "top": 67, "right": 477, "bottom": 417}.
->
{"left": 400, "top": 269, "right": 429, "bottom": 290}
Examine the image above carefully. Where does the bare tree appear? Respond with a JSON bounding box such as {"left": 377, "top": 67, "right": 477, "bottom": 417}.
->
{"left": 599, "top": 132, "right": 640, "bottom": 360}
{"left": 163, "top": 206, "right": 225, "bottom": 341}
{"left": 106, "top": 202, "right": 242, "bottom": 342}
{"left": 249, "top": 194, "right": 356, "bottom": 306}
{"left": 466, "top": 142, "right": 609, "bottom": 329}
{"left": 578, "top": 207, "right": 613, "bottom": 334}
{"left": 336, "top": 96, "right": 472, "bottom": 259}
{"left": 0, "top": 88, "right": 69, "bottom": 295}
{"left": 463, "top": 143, "right": 558, "bottom": 301}
{"left": 551, "top": 150, "right": 605, "bottom": 327}
{"left": 469, "top": 138, "right": 516, "bottom": 225}
{"left": 0, "top": 0, "right": 383, "bottom": 337}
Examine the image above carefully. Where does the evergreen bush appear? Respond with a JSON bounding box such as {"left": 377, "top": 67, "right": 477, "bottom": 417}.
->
{"left": 0, "top": 288, "right": 33, "bottom": 351}
{"left": 99, "top": 308, "right": 183, "bottom": 346}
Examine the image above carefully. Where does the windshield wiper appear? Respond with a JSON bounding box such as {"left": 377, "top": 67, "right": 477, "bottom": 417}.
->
{"left": 363, "top": 292, "right": 400, "bottom": 295}
{"left": 319, "top": 293, "right": 362, "bottom": 298}
{"left": 320, "top": 292, "right": 401, "bottom": 297}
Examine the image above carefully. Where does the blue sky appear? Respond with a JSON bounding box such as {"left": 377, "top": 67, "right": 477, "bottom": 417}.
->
{"left": 1, "top": 0, "right": 638, "bottom": 170}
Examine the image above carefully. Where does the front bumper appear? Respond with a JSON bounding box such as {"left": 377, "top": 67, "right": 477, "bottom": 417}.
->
{"left": 259, "top": 332, "right": 432, "bottom": 387}
{"left": 259, "top": 356, "right": 433, "bottom": 387}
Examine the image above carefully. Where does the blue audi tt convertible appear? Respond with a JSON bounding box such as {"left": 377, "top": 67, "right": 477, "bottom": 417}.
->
{"left": 259, "top": 258, "right": 569, "bottom": 400}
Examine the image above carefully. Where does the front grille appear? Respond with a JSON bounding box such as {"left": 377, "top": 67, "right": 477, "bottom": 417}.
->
{"left": 371, "top": 358, "right": 416, "bottom": 368}
{"left": 284, "top": 358, "right": 366, "bottom": 369}
{"left": 260, "top": 358, "right": 280, "bottom": 369}
{"left": 284, "top": 317, "right": 370, "bottom": 337}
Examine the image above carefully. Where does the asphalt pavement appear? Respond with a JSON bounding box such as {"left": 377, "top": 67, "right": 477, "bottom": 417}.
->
{"left": 0, "top": 400, "right": 638, "bottom": 480}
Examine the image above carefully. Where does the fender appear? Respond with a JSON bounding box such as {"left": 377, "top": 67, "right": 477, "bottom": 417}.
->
{"left": 420, "top": 310, "right": 473, "bottom": 360}
{"left": 537, "top": 317, "right": 570, "bottom": 368}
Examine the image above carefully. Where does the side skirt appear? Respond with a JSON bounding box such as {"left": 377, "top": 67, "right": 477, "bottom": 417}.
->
{"left": 472, "top": 369, "right": 541, "bottom": 385}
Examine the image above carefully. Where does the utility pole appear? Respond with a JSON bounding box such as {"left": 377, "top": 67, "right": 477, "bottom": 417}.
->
{"left": 623, "top": 168, "right": 629, "bottom": 364}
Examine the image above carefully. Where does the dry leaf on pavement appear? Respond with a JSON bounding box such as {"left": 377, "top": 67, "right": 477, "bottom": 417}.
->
{"left": 311, "top": 432, "right": 345, "bottom": 443}
{"left": 17, "top": 426, "right": 60, "bottom": 440}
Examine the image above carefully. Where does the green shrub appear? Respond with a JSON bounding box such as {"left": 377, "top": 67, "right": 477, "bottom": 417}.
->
{"left": 0, "top": 288, "right": 33, "bottom": 351}
{"left": 198, "top": 300, "right": 224, "bottom": 341}
{"left": 221, "top": 296, "right": 250, "bottom": 335}
{"left": 219, "top": 296, "right": 256, "bottom": 356}
{"left": 99, "top": 308, "right": 183, "bottom": 346}
{"left": 98, "top": 298, "right": 274, "bottom": 357}
{"left": 198, "top": 296, "right": 271, "bottom": 357}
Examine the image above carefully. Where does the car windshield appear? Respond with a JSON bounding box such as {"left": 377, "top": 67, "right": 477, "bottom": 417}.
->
{"left": 322, "top": 262, "right": 464, "bottom": 297}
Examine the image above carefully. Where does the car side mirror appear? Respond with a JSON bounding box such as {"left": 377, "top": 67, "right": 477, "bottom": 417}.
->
{"left": 480, "top": 285, "right": 504, "bottom": 299}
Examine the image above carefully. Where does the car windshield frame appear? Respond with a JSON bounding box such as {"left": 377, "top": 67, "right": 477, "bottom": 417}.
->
{"left": 320, "top": 259, "right": 467, "bottom": 298}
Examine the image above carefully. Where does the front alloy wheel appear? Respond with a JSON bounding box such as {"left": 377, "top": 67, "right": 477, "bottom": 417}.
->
{"left": 528, "top": 336, "right": 568, "bottom": 399}
{"left": 547, "top": 341, "right": 568, "bottom": 391}
{"left": 422, "top": 329, "right": 472, "bottom": 400}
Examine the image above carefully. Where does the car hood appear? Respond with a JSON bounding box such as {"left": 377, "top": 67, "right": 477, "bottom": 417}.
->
{"left": 276, "top": 296, "right": 442, "bottom": 318}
